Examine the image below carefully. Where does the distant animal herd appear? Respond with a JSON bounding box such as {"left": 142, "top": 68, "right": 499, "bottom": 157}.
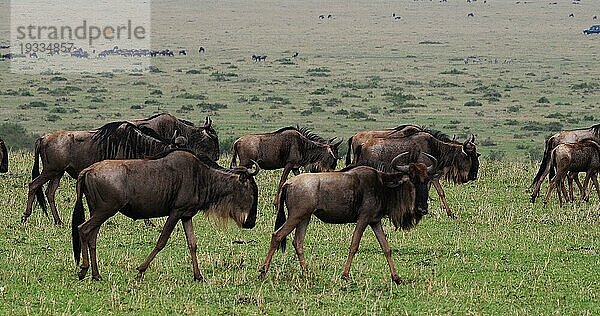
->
{"left": 1, "top": 113, "right": 598, "bottom": 283}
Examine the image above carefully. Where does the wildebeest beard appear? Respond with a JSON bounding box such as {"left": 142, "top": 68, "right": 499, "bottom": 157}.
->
{"left": 204, "top": 172, "right": 258, "bottom": 229}
{"left": 438, "top": 146, "right": 474, "bottom": 184}
{"left": 384, "top": 181, "right": 418, "bottom": 231}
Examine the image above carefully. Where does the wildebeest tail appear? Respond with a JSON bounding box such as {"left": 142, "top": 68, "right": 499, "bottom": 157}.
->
{"left": 275, "top": 184, "right": 288, "bottom": 252}
{"left": 345, "top": 136, "right": 354, "bottom": 166}
{"left": 32, "top": 138, "right": 48, "bottom": 215}
{"left": 230, "top": 140, "right": 239, "bottom": 168}
{"left": 72, "top": 172, "right": 87, "bottom": 265}
{"left": 530, "top": 138, "right": 552, "bottom": 189}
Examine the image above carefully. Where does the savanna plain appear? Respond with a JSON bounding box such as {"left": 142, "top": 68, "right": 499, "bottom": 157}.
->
{"left": 0, "top": 0, "right": 599, "bottom": 314}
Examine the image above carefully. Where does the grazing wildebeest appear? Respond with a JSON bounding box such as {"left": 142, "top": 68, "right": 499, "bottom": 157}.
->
{"left": 178, "top": 50, "right": 187, "bottom": 55}
{"left": 130, "top": 113, "right": 220, "bottom": 161}
{"left": 23, "top": 122, "right": 185, "bottom": 225}
{"left": 319, "top": 14, "right": 325, "bottom": 19}
{"left": 0, "top": 138, "right": 8, "bottom": 173}
{"left": 292, "top": 52, "right": 299, "bottom": 58}
{"left": 199, "top": 47, "right": 205, "bottom": 53}
{"left": 259, "top": 152, "right": 438, "bottom": 284}
{"left": 231, "top": 126, "right": 342, "bottom": 191}
{"left": 530, "top": 124, "right": 600, "bottom": 203}
{"left": 537, "top": 140, "right": 600, "bottom": 206}
{"left": 569, "top": 13, "right": 574, "bottom": 17}
{"left": 72, "top": 149, "right": 260, "bottom": 281}
{"left": 354, "top": 131, "right": 479, "bottom": 218}
{"left": 468, "top": 12, "right": 475, "bottom": 17}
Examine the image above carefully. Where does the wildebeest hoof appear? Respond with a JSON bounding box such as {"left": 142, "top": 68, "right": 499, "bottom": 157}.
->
{"left": 136, "top": 272, "right": 145, "bottom": 281}
{"left": 54, "top": 220, "right": 63, "bottom": 226}
{"left": 341, "top": 273, "right": 350, "bottom": 281}
{"left": 78, "top": 269, "right": 88, "bottom": 280}
{"left": 392, "top": 275, "right": 403, "bottom": 285}
{"left": 194, "top": 275, "right": 204, "bottom": 282}
{"left": 447, "top": 212, "right": 458, "bottom": 219}
{"left": 21, "top": 216, "right": 28, "bottom": 224}
{"left": 92, "top": 275, "right": 102, "bottom": 281}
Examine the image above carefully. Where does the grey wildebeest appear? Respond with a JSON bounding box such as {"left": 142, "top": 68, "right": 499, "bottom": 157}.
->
{"left": 352, "top": 130, "right": 479, "bottom": 218}
{"left": 259, "top": 152, "right": 438, "bottom": 284}
{"left": 23, "top": 122, "right": 185, "bottom": 225}
{"left": 230, "top": 126, "right": 342, "bottom": 195}
{"left": 0, "top": 138, "right": 8, "bottom": 173}
{"left": 530, "top": 124, "right": 600, "bottom": 203}
{"left": 130, "top": 113, "right": 220, "bottom": 161}
{"left": 532, "top": 139, "right": 600, "bottom": 206}
{"left": 72, "top": 149, "right": 260, "bottom": 281}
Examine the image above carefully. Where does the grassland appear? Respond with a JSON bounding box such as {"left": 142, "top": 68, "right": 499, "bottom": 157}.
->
{"left": 0, "top": 0, "right": 599, "bottom": 314}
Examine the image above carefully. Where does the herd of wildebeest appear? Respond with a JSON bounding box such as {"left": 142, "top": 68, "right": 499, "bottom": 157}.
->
{"left": 0, "top": 114, "right": 598, "bottom": 284}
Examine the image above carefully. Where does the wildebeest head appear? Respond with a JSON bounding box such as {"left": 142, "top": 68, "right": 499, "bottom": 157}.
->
{"left": 210, "top": 160, "right": 260, "bottom": 229}
{"left": 462, "top": 135, "right": 480, "bottom": 181}
{"left": 184, "top": 119, "right": 220, "bottom": 161}
{"left": 382, "top": 152, "right": 437, "bottom": 230}
{"left": 0, "top": 139, "right": 8, "bottom": 173}
{"left": 313, "top": 138, "right": 343, "bottom": 172}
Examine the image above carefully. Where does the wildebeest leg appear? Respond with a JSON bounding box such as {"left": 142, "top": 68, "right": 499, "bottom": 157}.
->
{"left": 136, "top": 214, "right": 179, "bottom": 280}
{"left": 341, "top": 220, "right": 369, "bottom": 281}
{"left": 544, "top": 172, "right": 565, "bottom": 206}
{"left": 78, "top": 210, "right": 114, "bottom": 280}
{"left": 274, "top": 166, "right": 294, "bottom": 206}
{"left": 259, "top": 216, "right": 303, "bottom": 278}
{"left": 23, "top": 172, "right": 54, "bottom": 223}
{"left": 45, "top": 176, "right": 63, "bottom": 225}
{"left": 573, "top": 175, "right": 585, "bottom": 202}
{"left": 292, "top": 217, "right": 311, "bottom": 271}
{"left": 531, "top": 163, "right": 553, "bottom": 204}
{"left": 558, "top": 179, "right": 568, "bottom": 204}
{"left": 181, "top": 217, "right": 203, "bottom": 281}
{"left": 370, "top": 221, "right": 401, "bottom": 284}
{"left": 590, "top": 174, "right": 600, "bottom": 201}
{"left": 431, "top": 179, "right": 455, "bottom": 218}
{"left": 581, "top": 173, "right": 593, "bottom": 202}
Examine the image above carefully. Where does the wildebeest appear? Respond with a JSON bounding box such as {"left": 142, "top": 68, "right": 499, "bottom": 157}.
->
{"left": 292, "top": 52, "right": 299, "bottom": 58}
{"left": 179, "top": 50, "right": 187, "bottom": 55}
{"left": 130, "top": 113, "right": 220, "bottom": 161}
{"left": 72, "top": 149, "right": 260, "bottom": 281}
{"left": 0, "top": 138, "right": 8, "bottom": 173}
{"left": 230, "top": 126, "right": 342, "bottom": 193}
{"left": 353, "top": 131, "right": 479, "bottom": 218}
{"left": 536, "top": 140, "right": 600, "bottom": 206}
{"left": 199, "top": 47, "right": 205, "bottom": 53}
{"left": 23, "top": 122, "right": 185, "bottom": 225}
{"left": 345, "top": 124, "right": 424, "bottom": 166}
{"left": 259, "top": 152, "right": 438, "bottom": 284}
{"left": 251, "top": 55, "right": 267, "bottom": 61}
{"left": 530, "top": 124, "right": 600, "bottom": 203}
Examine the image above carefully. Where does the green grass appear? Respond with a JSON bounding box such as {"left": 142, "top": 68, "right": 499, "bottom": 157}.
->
{"left": 0, "top": 152, "right": 598, "bottom": 314}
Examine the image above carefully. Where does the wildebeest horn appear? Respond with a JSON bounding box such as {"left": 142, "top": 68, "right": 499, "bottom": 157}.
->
{"left": 247, "top": 160, "right": 260, "bottom": 176}
{"left": 332, "top": 139, "right": 343, "bottom": 147}
{"left": 328, "top": 137, "right": 337, "bottom": 144}
{"left": 391, "top": 152, "right": 410, "bottom": 173}
{"left": 171, "top": 130, "right": 179, "bottom": 141}
{"left": 204, "top": 116, "right": 212, "bottom": 128}
{"left": 470, "top": 134, "right": 475, "bottom": 143}
{"left": 420, "top": 152, "right": 438, "bottom": 174}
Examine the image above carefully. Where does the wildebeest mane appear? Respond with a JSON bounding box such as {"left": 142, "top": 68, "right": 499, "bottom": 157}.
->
{"left": 92, "top": 122, "right": 171, "bottom": 161}
{"left": 271, "top": 125, "right": 327, "bottom": 144}
{"left": 591, "top": 124, "right": 600, "bottom": 137}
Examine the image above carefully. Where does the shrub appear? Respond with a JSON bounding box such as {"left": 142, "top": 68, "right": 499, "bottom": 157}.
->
{"left": 310, "top": 88, "right": 331, "bottom": 95}
{"left": 0, "top": 122, "right": 38, "bottom": 150}
{"left": 440, "top": 68, "right": 466, "bottom": 75}
{"left": 176, "top": 93, "right": 207, "bottom": 100}
{"left": 197, "top": 102, "right": 227, "bottom": 111}
{"left": 46, "top": 114, "right": 62, "bottom": 122}
{"left": 537, "top": 96, "right": 550, "bottom": 104}
{"left": 464, "top": 100, "right": 482, "bottom": 107}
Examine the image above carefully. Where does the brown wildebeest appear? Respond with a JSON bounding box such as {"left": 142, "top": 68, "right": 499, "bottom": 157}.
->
{"left": 230, "top": 126, "right": 342, "bottom": 193}
{"left": 530, "top": 124, "right": 600, "bottom": 203}
{"left": 533, "top": 140, "right": 600, "bottom": 206}
{"left": 130, "top": 113, "right": 220, "bottom": 161}
{"left": 0, "top": 138, "right": 8, "bottom": 173}
{"left": 345, "top": 124, "right": 435, "bottom": 166}
{"left": 23, "top": 122, "right": 185, "bottom": 225}
{"left": 72, "top": 149, "right": 260, "bottom": 281}
{"left": 259, "top": 152, "right": 438, "bottom": 284}
{"left": 354, "top": 131, "right": 479, "bottom": 218}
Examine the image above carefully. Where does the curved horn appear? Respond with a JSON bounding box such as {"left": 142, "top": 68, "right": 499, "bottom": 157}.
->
{"left": 204, "top": 116, "right": 211, "bottom": 128}
{"left": 328, "top": 137, "right": 337, "bottom": 144}
{"left": 420, "top": 152, "right": 438, "bottom": 174}
{"left": 391, "top": 152, "right": 410, "bottom": 173}
{"left": 247, "top": 159, "right": 261, "bottom": 176}
{"left": 470, "top": 134, "right": 476, "bottom": 143}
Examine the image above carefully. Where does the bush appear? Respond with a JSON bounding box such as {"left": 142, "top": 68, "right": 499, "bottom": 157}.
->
{"left": 0, "top": 122, "right": 38, "bottom": 150}
{"left": 46, "top": 114, "right": 62, "bottom": 122}
{"left": 537, "top": 96, "right": 550, "bottom": 104}
{"left": 176, "top": 93, "right": 207, "bottom": 100}
{"left": 464, "top": 100, "right": 482, "bottom": 107}
{"left": 440, "top": 68, "right": 466, "bottom": 75}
